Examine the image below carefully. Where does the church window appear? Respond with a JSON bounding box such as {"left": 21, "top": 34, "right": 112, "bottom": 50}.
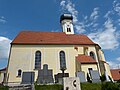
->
{"left": 35, "top": 51, "right": 41, "bottom": 70}
{"left": 59, "top": 51, "right": 66, "bottom": 70}
{"left": 67, "top": 28, "right": 71, "bottom": 32}
{"left": 90, "top": 51, "right": 96, "bottom": 60}
{"left": 84, "top": 47, "right": 88, "bottom": 55}
{"left": 18, "top": 69, "right": 22, "bottom": 77}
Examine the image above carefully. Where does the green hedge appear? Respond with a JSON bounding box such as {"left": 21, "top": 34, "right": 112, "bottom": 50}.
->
{"left": 35, "top": 82, "right": 120, "bottom": 90}
{"left": 0, "top": 85, "right": 8, "bottom": 90}
{"left": 35, "top": 84, "right": 63, "bottom": 90}
{"left": 81, "top": 83, "right": 101, "bottom": 90}
{"left": 101, "top": 82, "right": 120, "bottom": 90}
{"left": 1, "top": 82, "right": 120, "bottom": 90}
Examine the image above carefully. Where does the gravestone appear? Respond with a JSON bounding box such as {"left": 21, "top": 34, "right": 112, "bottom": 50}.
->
{"left": 37, "top": 64, "right": 54, "bottom": 84}
{"left": 54, "top": 73, "right": 69, "bottom": 84}
{"left": 76, "top": 71, "right": 86, "bottom": 83}
{"left": 21, "top": 72, "right": 35, "bottom": 84}
{"left": 63, "top": 77, "right": 81, "bottom": 90}
{"left": 90, "top": 70, "right": 101, "bottom": 83}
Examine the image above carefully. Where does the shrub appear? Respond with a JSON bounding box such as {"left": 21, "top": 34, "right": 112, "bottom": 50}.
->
{"left": 0, "top": 85, "right": 8, "bottom": 90}
{"left": 35, "top": 84, "right": 63, "bottom": 90}
{"left": 117, "top": 79, "right": 120, "bottom": 83}
{"left": 101, "top": 82, "right": 120, "bottom": 90}
{"left": 81, "top": 83, "right": 101, "bottom": 90}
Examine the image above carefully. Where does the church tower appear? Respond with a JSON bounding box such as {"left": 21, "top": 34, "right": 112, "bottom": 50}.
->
{"left": 60, "top": 14, "right": 74, "bottom": 34}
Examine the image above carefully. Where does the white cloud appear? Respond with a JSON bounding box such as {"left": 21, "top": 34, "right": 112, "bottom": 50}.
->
{"left": 87, "top": 0, "right": 120, "bottom": 50}
{"left": 116, "top": 57, "right": 120, "bottom": 61}
{"left": 0, "top": 37, "right": 11, "bottom": 60}
{"left": 60, "top": 0, "right": 120, "bottom": 50}
{"left": 51, "top": 29, "right": 59, "bottom": 32}
{"left": 107, "top": 61, "right": 120, "bottom": 69}
{"left": 88, "top": 18, "right": 119, "bottom": 50}
{"left": 90, "top": 7, "right": 99, "bottom": 21}
{"left": 0, "top": 16, "right": 7, "bottom": 24}
{"left": 104, "top": 11, "right": 113, "bottom": 18}
{"left": 60, "top": 0, "right": 86, "bottom": 33}
{"left": 113, "top": 0, "right": 120, "bottom": 16}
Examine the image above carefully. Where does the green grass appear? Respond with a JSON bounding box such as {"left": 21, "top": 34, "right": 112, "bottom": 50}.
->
{"left": 35, "top": 83, "right": 101, "bottom": 90}
{"left": 35, "top": 84, "right": 63, "bottom": 90}
{"left": 81, "top": 83, "right": 101, "bottom": 90}
{"left": 35, "top": 82, "right": 120, "bottom": 90}
{"left": 0, "top": 85, "right": 8, "bottom": 90}
{"left": 0, "top": 82, "right": 120, "bottom": 90}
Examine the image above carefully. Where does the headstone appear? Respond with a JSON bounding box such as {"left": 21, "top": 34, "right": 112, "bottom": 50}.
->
{"left": 63, "top": 77, "right": 81, "bottom": 90}
{"left": 76, "top": 71, "right": 86, "bottom": 83}
{"left": 37, "top": 64, "right": 54, "bottom": 84}
{"left": 90, "top": 70, "right": 101, "bottom": 83}
{"left": 21, "top": 72, "right": 35, "bottom": 84}
{"left": 54, "top": 73, "right": 69, "bottom": 84}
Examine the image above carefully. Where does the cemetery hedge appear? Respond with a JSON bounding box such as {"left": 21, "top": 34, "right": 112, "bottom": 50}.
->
{"left": 35, "top": 84, "right": 63, "bottom": 90}
{"left": 0, "top": 82, "right": 120, "bottom": 90}
{"left": 0, "top": 85, "right": 8, "bottom": 90}
{"left": 35, "top": 82, "right": 120, "bottom": 90}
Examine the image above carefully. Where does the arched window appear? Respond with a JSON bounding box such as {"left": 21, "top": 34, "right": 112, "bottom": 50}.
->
{"left": 90, "top": 51, "right": 96, "bottom": 60}
{"left": 35, "top": 51, "right": 41, "bottom": 70}
{"left": 67, "top": 28, "right": 71, "bottom": 32}
{"left": 18, "top": 69, "right": 22, "bottom": 77}
{"left": 59, "top": 51, "right": 66, "bottom": 70}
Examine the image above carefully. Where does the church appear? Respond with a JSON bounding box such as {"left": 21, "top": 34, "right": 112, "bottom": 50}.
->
{"left": 5, "top": 14, "right": 112, "bottom": 85}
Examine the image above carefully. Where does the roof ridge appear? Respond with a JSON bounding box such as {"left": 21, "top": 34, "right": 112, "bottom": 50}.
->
{"left": 12, "top": 31, "right": 98, "bottom": 45}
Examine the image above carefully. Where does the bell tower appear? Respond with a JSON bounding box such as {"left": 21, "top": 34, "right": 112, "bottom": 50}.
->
{"left": 60, "top": 14, "right": 74, "bottom": 34}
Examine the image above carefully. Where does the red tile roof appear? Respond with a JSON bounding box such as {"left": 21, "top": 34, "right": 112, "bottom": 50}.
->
{"left": 76, "top": 54, "right": 97, "bottom": 64}
{"left": 12, "top": 31, "right": 97, "bottom": 45}
{"left": 110, "top": 69, "right": 120, "bottom": 81}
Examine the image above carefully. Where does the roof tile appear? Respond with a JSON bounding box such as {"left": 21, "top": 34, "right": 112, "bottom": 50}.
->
{"left": 76, "top": 54, "right": 97, "bottom": 64}
{"left": 110, "top": 69, "right": 120, "bottom": 81}
{"left": 12, "top": 31, "right": 96, "bottom": 45}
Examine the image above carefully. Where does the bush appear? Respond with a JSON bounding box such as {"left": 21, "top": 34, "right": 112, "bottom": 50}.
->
{"left": 0, "top": 85, "right": 8, "bottom": 90}
{"left": 101, "top": 82, "right": 120, "bottom": 90}
{"left": 81, "top": 83, "right": 101, "bottom": 90}
{"left": 117, "top": 79, "right": 120, "bottom": 83}
{"left": 35, "top": 82, "right": 120, "bottom": 90}
{"left": 35, "top": 84, "right": 63, "bottom": 90}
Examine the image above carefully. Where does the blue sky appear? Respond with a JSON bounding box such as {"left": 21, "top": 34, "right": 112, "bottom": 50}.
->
{"left": 0, "top": 0, "right": 120, "bottom": 69}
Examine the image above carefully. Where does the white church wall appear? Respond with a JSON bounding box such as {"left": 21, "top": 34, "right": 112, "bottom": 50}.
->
{"left": 7, "top": 44, "right": 78, "bottom": 83}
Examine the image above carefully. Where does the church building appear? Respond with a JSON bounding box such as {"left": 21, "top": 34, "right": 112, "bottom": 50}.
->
{"left": 6, "top": 14, "right": 112, "bottom": 85}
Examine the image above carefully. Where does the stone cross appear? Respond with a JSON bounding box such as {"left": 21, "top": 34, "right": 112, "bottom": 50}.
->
{"left": 37, "top": 64, "right": 54, "bottom": 84}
